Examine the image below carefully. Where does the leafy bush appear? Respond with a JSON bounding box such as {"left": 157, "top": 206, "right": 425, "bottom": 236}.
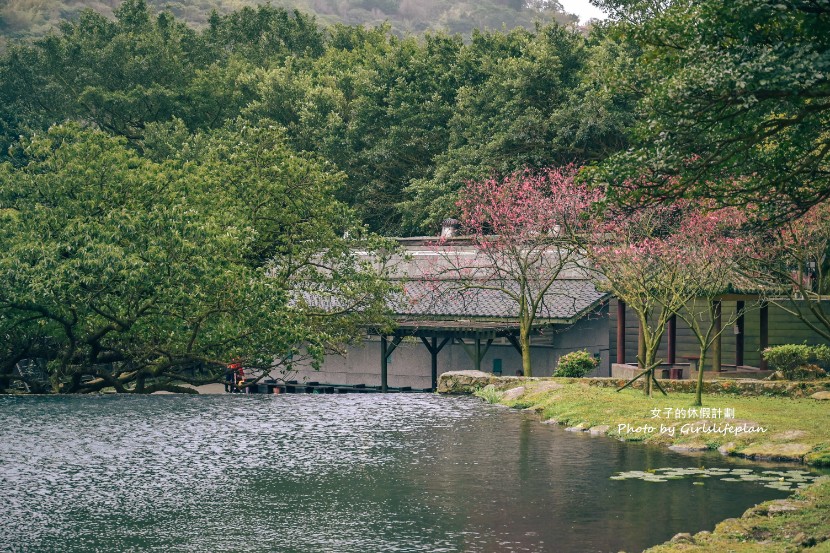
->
{"left": 474, "top": 384, "right": 503, "bottom": 404}
{"left": 763, "top": 344, "right": 829, "bottom": 380}
{"left": 554, "top": 350, "right": 598, "bottom": 378}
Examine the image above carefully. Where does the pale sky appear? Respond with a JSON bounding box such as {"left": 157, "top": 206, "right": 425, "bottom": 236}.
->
{"left": 558, "top": 0, "right": 608, "bottom": 23}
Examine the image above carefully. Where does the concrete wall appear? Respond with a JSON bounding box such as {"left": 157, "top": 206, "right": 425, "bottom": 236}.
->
{"left": 286, "top": 305, "right": 611, "bottom": 388}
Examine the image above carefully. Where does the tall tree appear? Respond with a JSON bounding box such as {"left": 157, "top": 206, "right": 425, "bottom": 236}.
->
{"left": 668, "top": 206, "right": 754, "bottom": 406}
{"left": 587, "top": 201, "right": 695, "bottom": 396}
{"left": 595, "top": 0, "right": 830, "bottom": 220}
{"left": 745, "top": 200, "right": 830, "bottom": 342}
{"left": 429, "top": 167, "right": 600, "bottom": 377}
{"left": 0, "top": 124, "right": 394, "bottom": 393}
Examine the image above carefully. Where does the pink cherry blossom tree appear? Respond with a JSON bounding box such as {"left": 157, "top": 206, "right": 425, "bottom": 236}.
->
{"left": 589, "top": 199, "right": 755, "bottom": 400}
{"left": 745, "top": 200, "right": 830, "bottom": 341}
{"left": 429, "top": 167, "right": 602, "bottom": 377}
{"left": 587, "top": 203, "right": 693, "bottom": 396}
{"left": 668, "top": 205, "right": 755, "bottom": 406}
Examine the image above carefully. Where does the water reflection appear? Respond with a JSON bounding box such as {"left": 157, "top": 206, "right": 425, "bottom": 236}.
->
{"left": 0, "top": 394, "right": 822, "bottom": 552}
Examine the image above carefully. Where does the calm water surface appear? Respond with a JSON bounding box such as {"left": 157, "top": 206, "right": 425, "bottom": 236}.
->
{"left": 0, "top": 394, "right": 819, "bottom": 552}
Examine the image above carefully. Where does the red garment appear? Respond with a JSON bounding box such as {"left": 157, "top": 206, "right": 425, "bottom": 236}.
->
{"left": 228, "top": 362, "right": 244, "bottom": 382}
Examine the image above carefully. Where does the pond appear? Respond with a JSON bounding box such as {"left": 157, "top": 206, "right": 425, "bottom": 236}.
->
{"left": 0, "top": 394, "right": 823, "bottom": 552}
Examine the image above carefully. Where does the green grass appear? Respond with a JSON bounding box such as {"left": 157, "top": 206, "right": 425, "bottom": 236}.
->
{"left": 502, "top": 380, "right": 830, "bottom": 464}
{"left": 473, "top": 384, "right": 503, "bottom": 404}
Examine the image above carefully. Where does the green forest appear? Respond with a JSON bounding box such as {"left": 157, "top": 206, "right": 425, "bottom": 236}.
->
{"left": 0, "top": 0, "right": 577, "bottom": 41}
{"left": 1, "top": 0, "right": 827, "bottom": 392}
{"left": 0, "top": 0, "right": 633, "bottom": 235}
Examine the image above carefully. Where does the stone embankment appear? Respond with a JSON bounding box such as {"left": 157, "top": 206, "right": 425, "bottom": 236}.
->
{"left": 438, "top": 370, "right": 830, "bottom": 398}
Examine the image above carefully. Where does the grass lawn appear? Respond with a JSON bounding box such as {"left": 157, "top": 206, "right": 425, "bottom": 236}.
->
{"left": 498, "top": 380, "right": 830, "bottom": 466}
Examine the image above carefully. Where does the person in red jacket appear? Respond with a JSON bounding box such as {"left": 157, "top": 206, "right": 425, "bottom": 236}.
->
{"left": 226, "top": 360, "right": 244, "bottom": 393}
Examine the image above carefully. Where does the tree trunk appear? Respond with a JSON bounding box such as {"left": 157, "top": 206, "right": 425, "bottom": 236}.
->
{"left": 695, "top": 345, "right": 707, "bottom": 407}
{"left": 520, "top": 327, "right": 532, "bottom": 377}
{"left": 640, "top": 323, "right": 652, "bottom": 397}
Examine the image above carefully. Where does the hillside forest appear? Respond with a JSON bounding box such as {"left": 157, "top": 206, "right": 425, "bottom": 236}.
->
{"left": 0, "top": 0, "right": 577, "bottom": 41}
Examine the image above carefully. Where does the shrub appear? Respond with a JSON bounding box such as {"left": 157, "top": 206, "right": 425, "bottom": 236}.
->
{"left": 763, "top": 344, "right": 829, "bottom": 380}
{"left": 474, "top": 384, "right": 503, "bottom": 404}
{"left": 554, "top": 350, "right": 598, "bottom": 378}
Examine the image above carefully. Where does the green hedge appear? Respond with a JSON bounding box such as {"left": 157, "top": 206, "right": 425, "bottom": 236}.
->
{"left": 762, "top": 344, "right": 830, "bottom": 380}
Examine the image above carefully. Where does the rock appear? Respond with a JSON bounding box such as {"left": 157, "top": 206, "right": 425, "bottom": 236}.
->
{"left": 445, "top": 370, "right": 493, "bottom": 378}
{"left": 771, "top": 430, "right": 808, "bottom": 441}
{"left": 542, "top": 418, "right": 559, "bottom": 425}
{"left": 739, "top": 442, "right": 813, "bottom": 462}
{"left": 501, "top": 386, "right": 526, "bottom": 402}
{"left": 669, "top": 442, "right": 709, "bottom": 452}
{"left": 565, "top": 422, "right": 589, "bottom": 432}
{"left": 670, "top": 533, "right": 694, "bottom": 544}
{"left": 437, "top": 370, "right": 494, "bottom": 393}
{"left": 811, "top": 391, "right": 830, "bottom": 400}
{"left": 718, "top": 442, "right": 736, "bottom": 456}
{"left": 589, "top": 425, "right": 610, "bottom": 436}
{"left": 765, "top": 499, "right": 803, "bottom": 515}
{"left": 531, "top": 381, "right": 563, "bottom": 394}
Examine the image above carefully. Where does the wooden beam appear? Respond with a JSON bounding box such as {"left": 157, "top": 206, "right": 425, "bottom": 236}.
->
{"left": 381, "top": 335, "right": 388, "bottom": 393}
{"left": 420, "top": 336, "right": 451, "bottom": 390}
{"left": 480, "top": 338, "right": 493, "bottom": 359}
{"left": 386, "top": 335, "right": 403, "bottom": 359}
{"left": 505, "top": 333, "right": 523, "bottom": 355}
{"left": 381, "top": 335, "right": 404, "bottom": 393}
{"left": 760, "top": 301, "right": 769, "bottom": 371}
{"left": 713, "top": 300, "right": 722, "bottom": 372}
{"left": 667, "top": 313, "right": 676, "bottom": 366}
{"left": 735, "top": 300, "right": 745, "bottom": 366}
{"left": 617, "top": 300, "right": 626, "bottom": 364}
{"left": 638, "top": 320, "right": 645, "bottom": 370}
{"left": 457, "top": 337, "right": 495, "bottom": 372}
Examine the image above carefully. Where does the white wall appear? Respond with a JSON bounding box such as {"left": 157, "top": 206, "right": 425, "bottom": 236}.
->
{"left": 284, "top": 306, "right": 610, "bottom": 388}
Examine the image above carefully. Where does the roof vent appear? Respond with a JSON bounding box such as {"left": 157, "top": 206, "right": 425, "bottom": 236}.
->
{"left": 440, "top": 218, "right": 460, "bottom": 239}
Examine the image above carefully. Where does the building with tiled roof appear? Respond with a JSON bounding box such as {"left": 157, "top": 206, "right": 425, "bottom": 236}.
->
{"left": 290, "top": 235, "right": 612, "bottom": 390}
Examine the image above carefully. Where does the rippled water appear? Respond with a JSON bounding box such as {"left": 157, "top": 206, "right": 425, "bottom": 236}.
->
{"left": 0, "top": 394, "right": 820, "bottom": 552}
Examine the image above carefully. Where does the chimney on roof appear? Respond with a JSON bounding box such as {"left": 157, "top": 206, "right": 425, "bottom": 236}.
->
{"left": 440, "top": 218, "right": 460, "bottom": 239}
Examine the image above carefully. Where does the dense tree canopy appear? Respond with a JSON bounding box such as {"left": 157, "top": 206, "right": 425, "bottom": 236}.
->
{"left": 0, "top": 0, "right": 578, "bottom": 41}
{"left": 0, "top": 124, "right": 394, "bottom": 393}
{"left": 594, "top": 0, "right": 830, "bottom": 221}
{"left": 0, "top": 0, "right": 635, "bottom": 235}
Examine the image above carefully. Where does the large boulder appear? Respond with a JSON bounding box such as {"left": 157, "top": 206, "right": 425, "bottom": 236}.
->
{"left": 501, "top": 386, "right": 526, "bottom": 402}
{"left": 739, "top": 442, "right": 813, "bottom": 462}
{"left": 437, "top": 371, "right": 495, "bottom": 393}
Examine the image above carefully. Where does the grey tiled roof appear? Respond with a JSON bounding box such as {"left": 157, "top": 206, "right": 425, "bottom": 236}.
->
{"left": 395, "top": 279, "right": 607, "bottom": 322}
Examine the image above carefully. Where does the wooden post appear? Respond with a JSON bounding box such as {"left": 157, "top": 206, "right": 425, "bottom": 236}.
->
{"left": 431, "top": 337, "right": 438, "bottom": 390}
{"left": 713, "top": 300, "right": 722, "bottom": 372}
{"left": 735, "top": 300, "right": 745, "bottom": 367}
{"left": 667, "top": 314, "right": 676, "bottom": 366}
{"left": 474, "top": 337, "right": 482, "bottom": 371}
{"left": 616, "top": 300, "right": 626, "bottom": 364}
{"left": 760, "top": 301, "right": 769, "bottom": 370}
{"left": 381, "top": 335, "right": 388, "bottom": 393}
{"left": 420, "top": 336, "right": 450, "bottom": 391}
